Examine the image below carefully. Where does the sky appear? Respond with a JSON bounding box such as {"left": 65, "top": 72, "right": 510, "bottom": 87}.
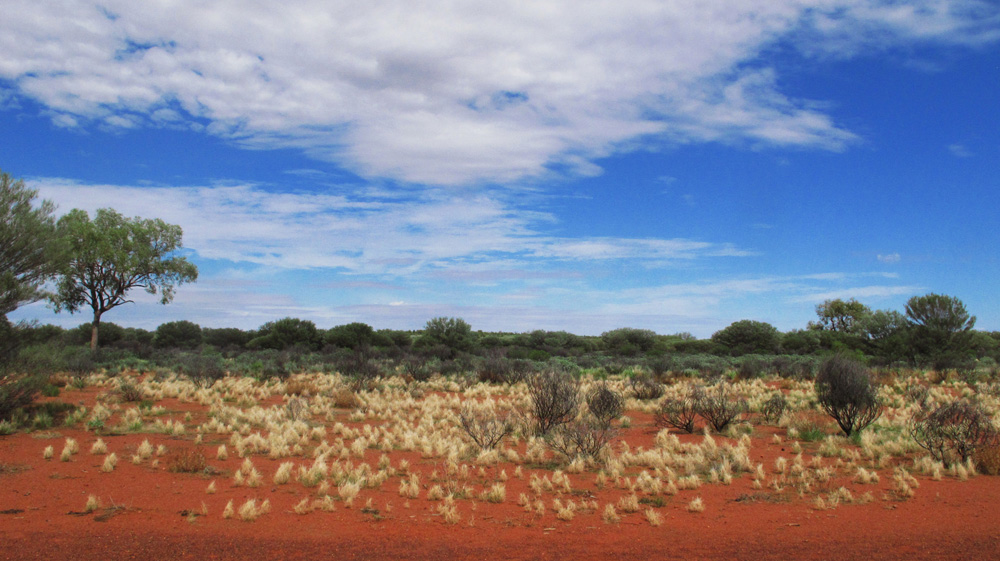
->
{"left": 2, "top": 0, "right": 999, "bottom": 338}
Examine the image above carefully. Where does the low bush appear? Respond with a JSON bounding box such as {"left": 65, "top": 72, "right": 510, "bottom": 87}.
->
{"left": 759, "top": 393, "right": 787, "bottom": 424}
{"left": 529, "top": 370, "right": 579, "bottom": 435}
{"left": 628, "top": 372, "right": 664, "bottom": 401}
{"left": 545, "top": 420, "right": 618, "bottom": 461}
{"left": 909, "top": 400, "right": 998, "bottom": 467}
{"left": 654, "top": 388, "right": 702, "bottom": 434}
{"left": 694, "top": 383, "right": 747, "bottom": 432}
{"left": 815, "top": 354, "right": 882, "bottom": 436}
{"left": 168, "top": 449, "right": 209, "bottom": 474}
{"left": 586, "top": 384, "right": 624, "bottom": 428}
{"left": 458, "top": 406, "right": 514, "bottom": 450}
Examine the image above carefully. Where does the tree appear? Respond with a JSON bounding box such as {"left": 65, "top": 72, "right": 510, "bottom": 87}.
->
{"left": 710, "top": 320, "right": 781, "bottom": 356}
{"left": 154, "top": 320, "right": 203, "bottom": 349}
{"left": 418, "top": 317, "right": 476, "bottom": 354}
{"left": 248, "top": 317, "right": 320, "bottom": 351}
{"left": 0, "top": 170, "right": 62, "bottom": 318}
{"left": 50, "top": 208, "right": 198, "bottom": 349}
{"left": 904, "top": 293, "right": 976, "bottom": 365}
{"left": 810, "top": 298, "right": 871, "bottom": 333}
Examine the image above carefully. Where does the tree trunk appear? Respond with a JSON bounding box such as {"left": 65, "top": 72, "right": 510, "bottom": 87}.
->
{"left": 90, "top": 312, "right": 101, "bottom": 350}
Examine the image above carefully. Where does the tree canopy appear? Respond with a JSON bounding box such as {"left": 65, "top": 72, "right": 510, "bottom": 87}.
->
{"left": 50, "top": 208, "right": 198, "bottom": 349}
{"left": 0, "top": 170, "right": 62, "bottom": 318}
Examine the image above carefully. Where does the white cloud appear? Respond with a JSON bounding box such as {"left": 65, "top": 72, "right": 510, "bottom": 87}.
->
{"left": 32, "top": 178, "right": 746, "bottom": 274}
{"left": 2, "top": 0, "right": 995, "bottom": 186}
{"left": 878, "top": 252, "right": 902, "bottom": 263}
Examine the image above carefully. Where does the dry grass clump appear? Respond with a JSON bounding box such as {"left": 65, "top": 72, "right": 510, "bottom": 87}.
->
{"left": 90, "top": 438, "right": 107, "bottom": 455}
{"left": 687, "top": 497, "right": 705, "bottom": 513}
{"left": 84, "top": 495, "right": 101, "bottom": 513}
{"left": 42, "top": 445, "right": 53, "bottom": 460}
{"left": 101, "top": 453, "right": 118, "bottom": 473}
{"left": 644, "top": 508, "right": 662, "bottom": 526}
{"left": 602, "top": 504, "right": 620, "bottom": 524}
{"left": 331, "top": 388, "right": 361, "bottom": 409}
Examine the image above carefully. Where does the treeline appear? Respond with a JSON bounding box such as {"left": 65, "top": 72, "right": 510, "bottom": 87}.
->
{"left": 7, "top": 291, "right": 1000, "bottom": 384}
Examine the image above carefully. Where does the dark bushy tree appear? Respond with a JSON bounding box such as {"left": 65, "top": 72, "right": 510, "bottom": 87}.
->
{"left": 326, "top": 322, "right": 382, "bottom": 349}
{"left": 601, "top": 327, "right": 657, "bottom": 356}
{"left": 586, "top": 383, "right": 624, "bottom": 427}
{"left": 711, "top": 320, "right": 780, "bottom": 356}
{"left": 815, "top": 354, "right": 882, "bottom": 436}
{"left": 248, "top": 317, "right": 321, "bottom": 351}
{"left": 694, "top": 383, "right": 748, "bottom": 432}
{"left": 810, "top": 298, "right": 871, "bottom": 333}
{"left": 154, "top": 320, "right": 203, "bottom": 349}
{"left": 905, "top": 293, "right": 976, "bottom": 365}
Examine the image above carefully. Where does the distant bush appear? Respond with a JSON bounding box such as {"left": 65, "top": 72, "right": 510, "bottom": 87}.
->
{"left": 545, "top": 420, "right": 618, "bottom": 461}
{"left": 815, "top": 354, "right": 882, "bottom": 436}
{"left": 601, "top": 328, "right": 657, "bottom": 356}
{"left": 154, "top": 321, "right": 203, "bottom": 349}
{"left": 173, "top": 353, "right": 227, "bottom": 386}
{"left": 628, "top": 372, "right": 664, "bottom": 401}
{"left": 711, "top": 320, "right": 781, "bottom": 356}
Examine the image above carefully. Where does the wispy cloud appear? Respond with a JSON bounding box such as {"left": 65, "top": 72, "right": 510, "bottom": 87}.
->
{"left": 32, "top": 178, "right": 747, "bottom": 275}
{"left": 2, "top": 1, "right": 995, "bottom": 186}
{"left": 878, "top": 252, "right": 902, "bottom": 264}
{"left": 948, "top": 143, "right": 974, "bottom": 157}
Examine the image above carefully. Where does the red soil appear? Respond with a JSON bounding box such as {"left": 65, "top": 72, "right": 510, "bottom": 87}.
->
{"left": 2, "top": 385, "right": 998, "bottom": 561}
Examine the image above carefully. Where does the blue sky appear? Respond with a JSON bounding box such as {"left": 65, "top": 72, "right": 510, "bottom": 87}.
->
{"left": 2, "top": 1, "right": 998, "bottom": 337}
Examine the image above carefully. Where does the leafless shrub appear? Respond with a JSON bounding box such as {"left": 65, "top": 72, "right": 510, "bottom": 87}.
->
{"left": 909, "top": 400, "right": 998, "bottom": 467}
{"left": 587, "top": 384, "right": 624, "bottom": 428}
{"left": 546, "top": 420, "right": 619, "bottom": 461}
{"left": 759, "top": 393, "right": 787, "bottom": 424}
{"left": 458, "top": 406, "right": 514, "bottom": 450}
{"left": 654, "top": 386, "right": 703, "bottom": 433}
{"left": 529, "top": 370, "right": 580, "bottom": 435}
{"left": 695, "top": 383, "right": 747, "bottom": 433}
{"left": 168, "top": 449, "right": 209, "bottom": 474}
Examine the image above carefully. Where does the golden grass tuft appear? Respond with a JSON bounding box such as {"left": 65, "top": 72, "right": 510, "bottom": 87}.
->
{"left": 687, "top": 497, "right": 705, "bottom": 513}
{"left": 90, "top": 438, "right": 107, "bottom": 455}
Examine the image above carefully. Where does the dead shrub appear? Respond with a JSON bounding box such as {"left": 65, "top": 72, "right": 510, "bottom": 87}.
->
{"left": 168, "top": 449, "right": 209, "bottom": 474}
{"left": 458, "top": 406, "right": 514, "bottom": 450}
{"left": 331, "top": 387, "right": 361, "bottom": 409}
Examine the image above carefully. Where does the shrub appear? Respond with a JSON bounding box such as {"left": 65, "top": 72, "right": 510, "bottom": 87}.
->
{"left": 458, "top": 406, "right": 514, "bottom": 450}
{"left": 529, "top": 370, "right": 579, "bottom": 435}
{"left": 654, "top": 388, "right": 702, "bottom": 434}
{"left": 815, "top": 354, "right": 882, "bottom": 436}
{"left": 476, "top": 350, "right": 519, "bottom": 384}
{"left": 116, "top": 380, "right": 143, "bottom": 402}
{"left": 628, "top": 372, "right": 664, "bottom": 401}
{"left": 759, "top": 393, "right": 788, "bottom": 424}
{"left": 0, "top": 373, "right": 45, "bottom": 421}
{"left": 909, "top": 400, "right": 998, "bottom": 467}
{"left": 545, "top": 420, "right": 618, "bottom": 461}
{"left": 694, "top": 383, "right": 747, "bottom": 432}
{"left": 586, "top": 384, "right": 624, "bottom": 428}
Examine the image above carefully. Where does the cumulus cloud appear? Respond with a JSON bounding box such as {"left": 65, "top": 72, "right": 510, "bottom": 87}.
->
{"left": 2, "top": 0, "right": 996, "bottom": 186}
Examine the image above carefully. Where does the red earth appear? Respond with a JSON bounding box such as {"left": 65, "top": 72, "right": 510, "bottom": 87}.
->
{"left": 1, "top": 383, "right": 998, "bottom": 561}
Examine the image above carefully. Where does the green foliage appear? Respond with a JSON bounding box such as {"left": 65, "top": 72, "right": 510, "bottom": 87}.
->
{"left": 154, "top": 320, "right": 203, "bottom": 349}
{"left": 417, "top": 317, "right": 476, "bottom": 354}
{"left": 711, "top": 320, "right": 781, "bottom": 356}
{"left": 248, "top": 317, "right": 321, "bottom": 351}
{"left": 202, "top": 327, "right": 252, "bottom": 349}
{"left": 50, "top": 208, "right": 198, "bottom": 349}
{"left": 600, "top": 327, "right": 656, "bottom": 356}
{"left": 325, "top": 322, "right": 387, "bottom": 349}
{"left": 0, "top": 170, "right": 63, "bottom": 318}
{"left": 905, "top": 293, "right": 977, "bottom": 365}
{"left": 810, "top": 298, "right": 872, "bottom": 333}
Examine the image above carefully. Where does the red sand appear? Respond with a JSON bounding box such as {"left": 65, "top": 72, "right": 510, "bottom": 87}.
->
{"left": 2, "top": 385, "right": 998, "bottom": 561}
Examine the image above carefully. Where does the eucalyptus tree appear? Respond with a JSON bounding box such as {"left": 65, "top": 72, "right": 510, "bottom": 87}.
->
{"left": 51, "top": 208, "right": 198, "bottom": 349}
{"left": 0, "top": 170, "right": 62, "bottom": 318}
